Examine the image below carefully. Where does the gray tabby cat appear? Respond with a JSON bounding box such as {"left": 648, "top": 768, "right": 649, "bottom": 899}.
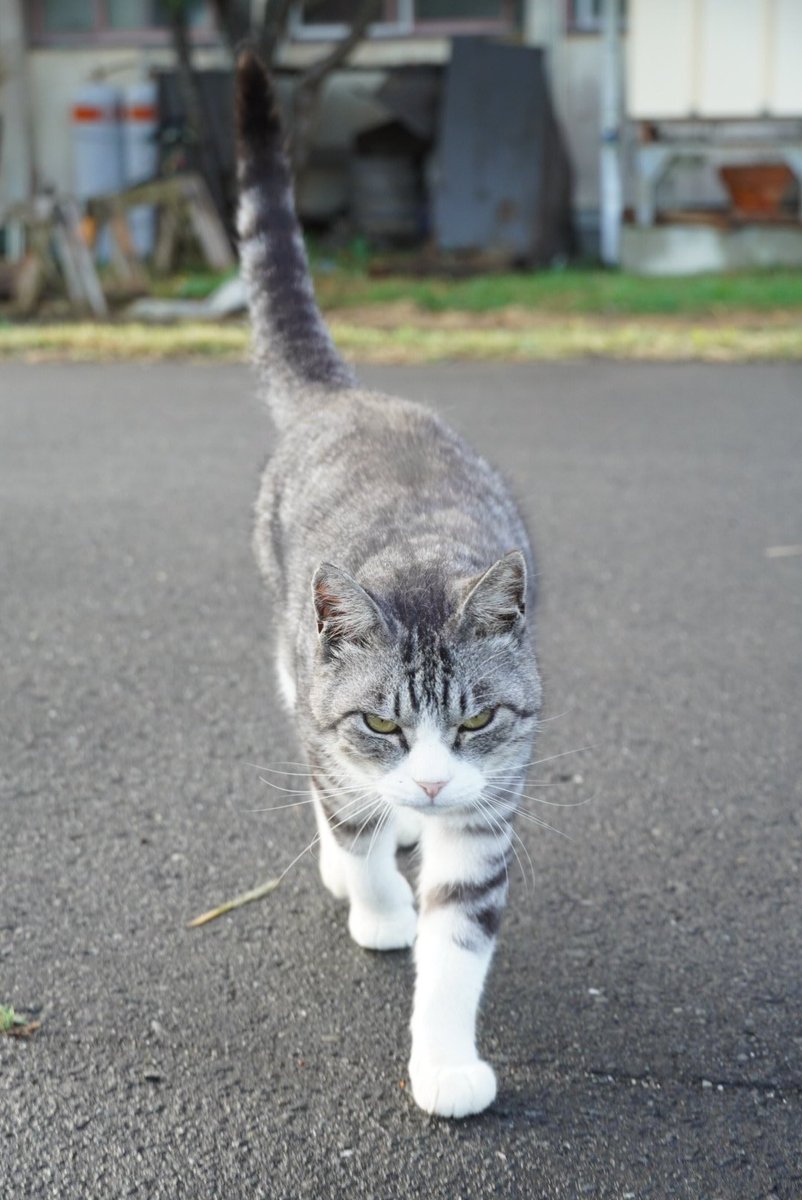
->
{"left": 236, "top": 51, "right": 541, "bottom": 1119}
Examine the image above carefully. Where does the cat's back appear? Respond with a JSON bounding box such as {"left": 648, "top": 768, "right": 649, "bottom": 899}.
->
{"left": 255, "top": 386, "right": 531, "bottom": 601}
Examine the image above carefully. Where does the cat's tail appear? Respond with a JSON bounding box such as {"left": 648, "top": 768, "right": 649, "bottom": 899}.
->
{"left": 235, "top": 50, "right": 356, "bottom": 427}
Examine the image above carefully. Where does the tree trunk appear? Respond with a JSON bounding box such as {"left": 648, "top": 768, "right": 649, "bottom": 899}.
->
{"left": 168, "top": 4, "right": 228, "bottom": 224}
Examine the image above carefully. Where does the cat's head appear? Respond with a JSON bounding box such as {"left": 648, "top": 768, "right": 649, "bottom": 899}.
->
{"left": 306, "top": 552, "right": 540, "bottom": 813}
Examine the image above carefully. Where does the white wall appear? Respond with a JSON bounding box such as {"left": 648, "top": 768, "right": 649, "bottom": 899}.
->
{"left": 628, "top": 0, "right": 802, "bottom": 119}
{"left": 25, "top": 45, "right": 231, "bottom": 196}
{"left": 0, "top": 0, "right": 34, "bottom": 217}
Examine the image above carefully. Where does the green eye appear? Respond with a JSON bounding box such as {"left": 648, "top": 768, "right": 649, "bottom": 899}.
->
{"left": 460, "top": 708, "right": 494, "bottom": 732}
{"left": 364, "top": 713, "right": 401, "bottom": 735}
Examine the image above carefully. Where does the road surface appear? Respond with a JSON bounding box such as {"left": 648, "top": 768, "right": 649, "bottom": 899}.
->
{"left": 1, "top": 361, "right": 800, "bottom": 1198}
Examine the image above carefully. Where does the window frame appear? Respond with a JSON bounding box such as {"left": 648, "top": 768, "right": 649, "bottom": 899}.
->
{"left": 289, "top": 0, "right": 517, "bottom": 41}
{"left": 567, "top": 0, "right": 627, "bottom": 35}
{"left": 28, "top": 0, "right": 217, "bottom": 48}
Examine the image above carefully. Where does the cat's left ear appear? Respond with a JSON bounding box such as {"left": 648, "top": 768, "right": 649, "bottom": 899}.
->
{"left": 312, "top": 563, "right": 388, "bottom": 653}
{"left": 456, "top": 550, "right": 527, "bottom": 638}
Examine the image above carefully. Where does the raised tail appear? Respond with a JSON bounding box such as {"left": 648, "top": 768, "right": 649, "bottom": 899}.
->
{"left": 235, "top": 50, "right": 355, "bottom": 425}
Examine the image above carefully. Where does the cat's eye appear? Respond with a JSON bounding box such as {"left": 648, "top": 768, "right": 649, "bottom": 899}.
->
{"left": 364, "top": 713, "right": 401, "bottom": 735}
{"left": 460, "top": 708, "right": 494, "bottom": 732}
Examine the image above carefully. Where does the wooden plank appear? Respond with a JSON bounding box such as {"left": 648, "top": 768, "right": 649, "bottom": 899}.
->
{"left": 153, "top": 205, "right": 180, "bottom": 275}
{"left": 59, "top": 201, "right": 109, "bottom": 317}
{"left": 108, "top": 211, "right": 149, "bottom": 293}
{"left": 13, "top": 252, "right": 47, "bottom": 315}
{"left": 184, "top": 176, "right": 235, "bottom": 271}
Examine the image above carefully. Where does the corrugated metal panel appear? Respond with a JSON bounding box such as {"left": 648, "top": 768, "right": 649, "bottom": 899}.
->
{"left": 434, "top": 38, "right": 573, "bottom": 261}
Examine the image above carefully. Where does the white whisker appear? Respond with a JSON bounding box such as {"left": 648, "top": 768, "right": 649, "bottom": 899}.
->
{"left": 484, "top": 788, "right": 572, "bottom": 841}
{"left": 513, "top": 745, "right": 595, "bottom": 770}
{"left": 486, "top": 782, "right": 595, "bottom": 810}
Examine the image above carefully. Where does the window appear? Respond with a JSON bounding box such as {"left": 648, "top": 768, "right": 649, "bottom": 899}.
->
{"left": 32, "top": 0, "right": 212, "bottom": 44}
{"left": 569, "top": 0, "right": 627, "bottom": 34}
{"left": 292, "top": 0, "right": 516, "bottom": 38}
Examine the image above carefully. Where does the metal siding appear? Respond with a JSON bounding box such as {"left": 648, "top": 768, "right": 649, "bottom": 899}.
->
{"left": 434, "top": 38, "right": 548, "bottom": 255}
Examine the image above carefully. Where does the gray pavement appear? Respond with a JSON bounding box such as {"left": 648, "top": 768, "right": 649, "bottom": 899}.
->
{"left": 1, "top": 361, "right": 800, "bottom": 1199}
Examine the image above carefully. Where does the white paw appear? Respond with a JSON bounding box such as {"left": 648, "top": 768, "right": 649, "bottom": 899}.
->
{"left": 395, "top": 808, "right": 423, "bottom": 850}
{"left": 409, "top": 1058, "right": 497, "bottom": 1118}
{"left": 348, "top": 903, "right": 417, "bottom": 951}
{"left": 318, "top": 846, "right": 347, "bottom": 900}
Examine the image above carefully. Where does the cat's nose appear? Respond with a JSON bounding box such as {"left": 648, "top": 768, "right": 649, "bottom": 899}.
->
{"left": 415, "top": 779, "right": 448, "bottom": 801}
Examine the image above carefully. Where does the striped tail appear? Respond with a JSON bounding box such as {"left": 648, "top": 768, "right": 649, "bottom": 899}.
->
{"left": 235, "top": 50, "right": 355, "bottom": 426}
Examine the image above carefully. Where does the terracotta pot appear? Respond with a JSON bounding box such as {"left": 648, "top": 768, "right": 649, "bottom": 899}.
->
{"left": 719, "top": 163, "right": 796, "bottom": 217}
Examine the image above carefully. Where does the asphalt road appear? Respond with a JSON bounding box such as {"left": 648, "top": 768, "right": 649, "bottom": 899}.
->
{"left": 1, "top": 361, "right": 800, "bottom": 1200}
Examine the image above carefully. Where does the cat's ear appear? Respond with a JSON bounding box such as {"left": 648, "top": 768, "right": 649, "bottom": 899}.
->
{"left": 312, "top": 563, "right": 388, "bottom": 653}
{"left": 456, "top": 550, "right": 527, "bottom": 638}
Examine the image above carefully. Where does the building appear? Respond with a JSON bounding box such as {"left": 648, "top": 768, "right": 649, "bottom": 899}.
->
{"left": 0, "top": 1, "right": 620, "bottom": 256}
{"left": 2, "top": 1, "right": 801, "bottom": 270}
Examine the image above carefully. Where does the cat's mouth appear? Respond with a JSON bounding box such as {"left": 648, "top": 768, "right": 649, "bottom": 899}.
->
{"left": 390, "top": 790, "right": 475, "bottom": 813}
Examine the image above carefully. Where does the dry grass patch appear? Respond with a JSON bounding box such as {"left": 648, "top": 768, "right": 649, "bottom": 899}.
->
{"left": 2, "top": 312, "right": 802, "bottom": 364}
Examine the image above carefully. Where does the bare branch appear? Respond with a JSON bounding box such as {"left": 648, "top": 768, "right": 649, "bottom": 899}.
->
{"left": 207, "top": 0, "right": 251, "bottom": 57}
{"left": 291, "top": 0, "right": 381, "bottom": 173}
{"left": 260, "top": 0, "right": 296, "bottom": 66}
{"left": 302, "top": 0, "right": 380, "bottom": 87}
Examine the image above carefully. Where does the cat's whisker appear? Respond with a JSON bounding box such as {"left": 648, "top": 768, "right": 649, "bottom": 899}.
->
{"left": 348, "top": 798, "right": 385, "bottom": 856}
{"left": 245, "top": 760, "right": 316, "bottom": 773}
{"left": 245, "top": 797, "right": 318, "bottom": 814}
{"left": 255, "top": 779, "right": 318, "bottom": 796}
{"left": 479, "top": 805, "right": 537, "bottom": 887}
{"left": 474, "top": 795, "right": 529, "bottom": 891}
{"left": 535, "top": 710, "right": 571, "bottom": 726}
{"left": 256, "top": 775, "right": 373, "bottom": 798}
{"left": 245, "top": 786, "right": 375, "bottom": 815}
{"left": 252, "top": 767, "right": 317, "bottom": 778}
{"left": 469, "top": 800, "right": 511, "bottom": 893}
{"left": 484, "top": 775, "right": 566, "bottom": 787}
{"left": 275, "top": 827, "right": 331, "bottom": 885}
{"left": 513, "top": 745, "right": 596, "bottom": 770}
{"left": 484, "top": 789, "right": 572, "bottom": 842}
{"left": 485, "top": 782, "right": 595, "bottom": 809}
{"left": 511, "top": 811, "right": 573, "bottom": 840}
{"left": 364, "top": 801, "right": 393, "bottom": 865}
{"left": 509, "top": 824, "right": 538, "bottom": 887}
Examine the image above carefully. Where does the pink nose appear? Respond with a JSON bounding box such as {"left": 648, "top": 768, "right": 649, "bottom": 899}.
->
{"left": 415, "top": 779, "right": 448, "bottom": 801}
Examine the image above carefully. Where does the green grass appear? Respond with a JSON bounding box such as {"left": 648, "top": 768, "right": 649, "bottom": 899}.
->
{"left": 313, "top": 267, "right": 802, "bottom": 316}
{"left": 132, "top": 260, "right": 802, "bottom": 316}
{"left": 1, "top": 1005, "right": 17, "bottom": 1032}
{"left": 148, "top": 268, "right": 238, "bottom": 300}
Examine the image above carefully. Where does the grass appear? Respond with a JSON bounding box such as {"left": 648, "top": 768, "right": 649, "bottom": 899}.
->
{"left": 3, "top": 312, "right": 802, "bottom": 364}
{"left": 0, "top": 1005, "right": 19, "bottom": 1033}
{"left": 313, "top": 266, "right": 802, "bottom": 316}
{"left": 3, "top": 266, "right": 802, "bottom": 364}
{"left": 0, "top": 1004, "right": 40, "bottom": 1037}
{"left": 106, "top": 262, "right": 802, "bottom": 316}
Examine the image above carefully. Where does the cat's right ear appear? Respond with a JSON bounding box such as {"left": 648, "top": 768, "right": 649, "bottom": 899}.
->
{"left": 312, "top": 563, "right": 388, "bottom": 654}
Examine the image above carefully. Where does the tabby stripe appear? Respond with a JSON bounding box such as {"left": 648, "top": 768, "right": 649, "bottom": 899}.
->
{"left": 423, "top": 863, "right": 509, "bottom": 913}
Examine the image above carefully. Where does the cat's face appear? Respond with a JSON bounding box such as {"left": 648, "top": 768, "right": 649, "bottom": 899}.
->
{"left": 307, "top": 554, "right": 540, "bottom": 814}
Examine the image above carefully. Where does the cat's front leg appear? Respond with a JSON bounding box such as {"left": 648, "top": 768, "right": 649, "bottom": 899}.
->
{"left": 409, "top": 816, "right": 510, "bottom": 1118}
{"left": 314, "top": 792, "right": 417, "bottom": 951}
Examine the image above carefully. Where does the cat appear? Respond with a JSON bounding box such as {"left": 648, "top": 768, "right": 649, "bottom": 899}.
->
{"left": 236, "top": 51, "right": 542, "bottom": 1119}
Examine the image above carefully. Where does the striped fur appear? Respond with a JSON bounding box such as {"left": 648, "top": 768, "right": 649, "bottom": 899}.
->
{"left": 236, "top": 50, "right": 355, "bottom": 426}
{"left": 236, "top": 53, "right": 542, "bottom": 1119}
